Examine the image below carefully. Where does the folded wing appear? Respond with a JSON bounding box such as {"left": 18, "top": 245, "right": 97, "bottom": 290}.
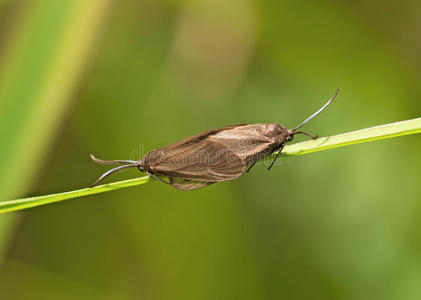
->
{"left": 168, "top": 177, "right": 214, "bottom": 190}
{"left": 146, "top": 139, "right": 246, "bottom": 182}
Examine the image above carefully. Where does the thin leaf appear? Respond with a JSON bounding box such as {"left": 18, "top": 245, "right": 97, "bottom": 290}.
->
{"left": 0, "top": 177, "right": 152, "bottom": 214}
{"left": 0, "top": 117, "right": 420, "bottom": 214}
{"left": 283, "top": 117, "right": 421, "bottom": 156}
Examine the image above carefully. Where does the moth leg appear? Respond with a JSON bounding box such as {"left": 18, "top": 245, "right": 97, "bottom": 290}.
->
{"left": 268, "top": 145, "right": 284, "bottom": 170}
{"left": 246, "top": 163, "right": 256, "bottom": 173}
{"left": 147, "top": 171, "right": 171, "bottom": 186}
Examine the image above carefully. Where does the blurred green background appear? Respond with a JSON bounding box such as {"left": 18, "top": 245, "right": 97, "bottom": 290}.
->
{"left": 0, "top": 0, "right": 420, "bottom": 299}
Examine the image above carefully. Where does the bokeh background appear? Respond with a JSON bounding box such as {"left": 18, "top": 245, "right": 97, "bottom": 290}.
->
{"left": 0, "top": 0, "right": 420, "bottom": 299}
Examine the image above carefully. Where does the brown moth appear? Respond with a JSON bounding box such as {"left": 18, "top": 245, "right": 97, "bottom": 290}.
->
{"left": 90, "top": 89, "right": 339, "bottom": 190}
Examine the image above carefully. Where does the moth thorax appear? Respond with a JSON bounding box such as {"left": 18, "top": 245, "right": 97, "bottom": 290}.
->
{"left": 263, "top": 123, "right": 288, "bottom": 140}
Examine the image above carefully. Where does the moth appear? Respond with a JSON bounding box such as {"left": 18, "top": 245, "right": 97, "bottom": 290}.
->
{"left": 90, "top": 89, "right": 339, "bottom": 190}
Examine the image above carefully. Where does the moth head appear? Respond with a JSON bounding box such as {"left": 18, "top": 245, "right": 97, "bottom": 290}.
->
{"left": 285, "top": 129, "right": 294, "bottom": 142}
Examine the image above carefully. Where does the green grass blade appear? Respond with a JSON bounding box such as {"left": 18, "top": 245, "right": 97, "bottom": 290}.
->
{"left": 0, "top": 117, "right": 419, "bottom": 214}
{"left": 282, "top": 117, "right": 421, "bottom": 156}
{"left": 0, "top": 177, "right": 152, "bottom": 214}
{"left": 0, "top": 0, "right": 111, "bottom": 262}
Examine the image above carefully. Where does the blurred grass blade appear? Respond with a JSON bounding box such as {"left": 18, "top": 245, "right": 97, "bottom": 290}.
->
{"left": 0, "top": 0, "right": 111, "bottom": 200}
{"left": 0, "top": 117, "right": 419, "bottom": 214}
{"left": 0, "top": 214, "right": 18, "bottom": 262}
{"left": 0, "top": 0, "right": 111, "bottom": 261}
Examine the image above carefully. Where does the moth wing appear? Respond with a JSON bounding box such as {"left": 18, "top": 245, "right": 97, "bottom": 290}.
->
{"left": 160, "top": 124, "right": 247, "bottom": 151}
{"left": 148, "top": 140, "right": 246, "bottom": 182}
{"left": 168, "top": 177, "right": 214, "bottom": 191}
{"left": 209, "top": 123, "right": 287, "bottom": 166}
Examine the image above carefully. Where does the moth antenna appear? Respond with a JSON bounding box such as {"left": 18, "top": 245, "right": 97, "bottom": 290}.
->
{"left": 89, "top": 164, "right": 137, "bottom": 187}
{"left": 90, "top": 154, "right": 137, "bottom": 165}
{"left": 293, "top": 88, "right": 339, "bottom": 132}
{"left": 292, "top": 131, "right": 317, "bottom": 139}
